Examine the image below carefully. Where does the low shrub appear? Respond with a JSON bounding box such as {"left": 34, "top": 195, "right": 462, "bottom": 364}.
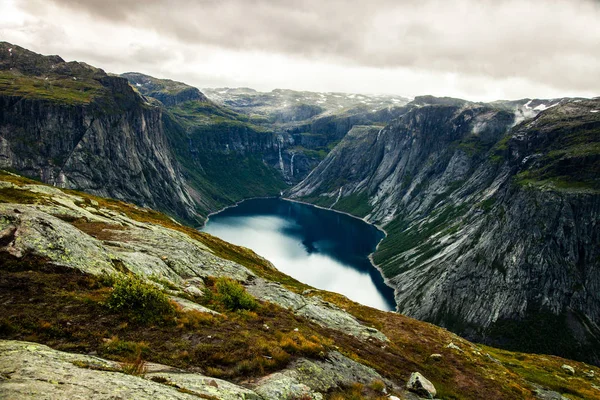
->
{"left": 214, "top": 277, "right": 258, "bottom": 311}
{"left": 106, "top": 275, "right": 175, "bottom": 323}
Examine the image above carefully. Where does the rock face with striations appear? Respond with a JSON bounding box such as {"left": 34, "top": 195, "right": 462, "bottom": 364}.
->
{"left": 0, "top": 42, "right": 200, "bottom": 223}
{"left": 290, "top": 97, "right": 600, "bottom": 365}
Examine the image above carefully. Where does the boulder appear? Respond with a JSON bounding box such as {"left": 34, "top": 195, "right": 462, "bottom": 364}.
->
{"left": 561, "top": 364, "right": 575, "bottom": 375}
{"left": 406, "top": 372, "right": 436, "bottom": 398}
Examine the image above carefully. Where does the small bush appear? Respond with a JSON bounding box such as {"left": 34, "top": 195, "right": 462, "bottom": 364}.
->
{"left": 278, "top": 331, "right": 326, "bottom": 357}
{"left": 106, "top": 275, "right": 175, "bottom": 323}
{"left": 101, "top": 336, "right": 149, "bottom": 359}
{"left": 214, "top": 277, "right": 258, "bottom": 311}
{"left": 369, "top": 379, "right": 385, "bottom": 392}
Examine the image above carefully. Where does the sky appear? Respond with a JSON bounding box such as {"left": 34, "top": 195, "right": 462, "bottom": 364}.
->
{"left": 1, "top": 0, "right": 599, "bottom": 101}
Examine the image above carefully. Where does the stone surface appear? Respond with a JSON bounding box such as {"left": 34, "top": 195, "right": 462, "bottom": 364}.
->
{"left": 561, "top": 364, "right": 575, "bottom": 375}
{"left": 246, "top": 278, "right": 388, "bottom": 342}
{"left": 0, "top": 340, "right": 260, "bottom": 400}
{"left": 406, "top": 372, "right": 436, "bottom": 398}
{"left": 253, "top": 351, "right": 397, "bottom": 399}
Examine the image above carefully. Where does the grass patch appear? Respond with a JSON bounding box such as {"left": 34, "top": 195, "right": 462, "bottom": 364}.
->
{"left": 106, "top": 275, "right": 176, "bottom": 324}
{"left": 214, "top": 277, "right": 258, "bottom": 311}
{"left": 332, "top": 191, "right": 373, "bottom": 218}
{"left": 0, "top": 71, "right": 104, "bottom": 104}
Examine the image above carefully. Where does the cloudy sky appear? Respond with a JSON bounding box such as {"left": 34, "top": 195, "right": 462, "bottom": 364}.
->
{"left": 1, "top": 0, "right": 599, "bottom": 101}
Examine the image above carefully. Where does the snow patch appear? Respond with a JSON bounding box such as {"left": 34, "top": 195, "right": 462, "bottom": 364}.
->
{"left": 591, "top": 110, "right": 599, "bottom": 113}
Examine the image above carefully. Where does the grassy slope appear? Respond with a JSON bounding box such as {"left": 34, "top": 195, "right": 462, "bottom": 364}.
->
{"left": 0, "top": 171, "right": 599, "bottom": 399}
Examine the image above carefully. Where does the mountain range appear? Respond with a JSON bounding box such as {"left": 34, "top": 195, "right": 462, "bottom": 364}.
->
{"left": 1, "top": 42, "right": 599, "bottom": 399}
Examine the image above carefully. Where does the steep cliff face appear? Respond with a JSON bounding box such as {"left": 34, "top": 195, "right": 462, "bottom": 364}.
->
{"left": 290, "top": 97, "right": 600, "bottom": 364}
{"left": 0, "top": 43, "right": 200, "bottom": 223}
{"left": 203, "top": 86, "right": 411, "bottom": 182}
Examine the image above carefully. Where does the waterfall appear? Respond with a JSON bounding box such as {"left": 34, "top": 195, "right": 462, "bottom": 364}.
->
{"left": 290, "top": 152, "right": 296, "bottom": 177}
{"left": 330, "top": 187, "right": 343, "bottom": 209}
{"left": 278, "top": 145, "right": 285, "bottom": 173}
{"left": 376, "top": 128, "right": 383, "bottom": 141}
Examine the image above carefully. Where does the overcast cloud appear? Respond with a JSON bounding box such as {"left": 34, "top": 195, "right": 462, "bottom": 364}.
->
{"left": 1, "top": 0, "right": 599, "bottom": 100}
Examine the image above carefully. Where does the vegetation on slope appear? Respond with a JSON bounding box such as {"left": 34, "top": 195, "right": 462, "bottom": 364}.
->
{"left": 1, "top": 171, "right": 599, "bottom": 399}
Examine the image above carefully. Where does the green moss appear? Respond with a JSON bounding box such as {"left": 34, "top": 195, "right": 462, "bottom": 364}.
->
{"left": 0, "top": 71, "right": 104, "bottom": 104}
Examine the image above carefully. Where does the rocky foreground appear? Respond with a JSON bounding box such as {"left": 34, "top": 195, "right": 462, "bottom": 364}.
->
{"left": 0, "top": 171, "right": 599, "bottom": 399}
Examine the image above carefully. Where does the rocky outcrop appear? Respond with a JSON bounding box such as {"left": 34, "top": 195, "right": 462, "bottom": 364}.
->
{"left": 290, "top": 97, "right": 600, "bottom": 365}
{"left": 0, "top": 43, "right": 200, "bottom": 223}
{"left": 0, "top": 340, "right": 262, "bottom": 400}
{"left": 253, "top": 351, "right": 397, "bottom": 400}
{"left": 122, "top": 72, "right": 208, "bottom": 107}
{"left": 246, "top": 279, "right": 388, "bottom": 342}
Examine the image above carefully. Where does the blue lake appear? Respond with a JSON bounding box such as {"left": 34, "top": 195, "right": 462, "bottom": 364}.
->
{"left": 202, "top": 198, "right": 396, "bottom": 311}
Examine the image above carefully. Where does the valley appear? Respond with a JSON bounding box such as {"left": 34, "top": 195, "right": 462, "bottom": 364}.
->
{"left": 0, "top": 41, "right": 599, "bottom": 399}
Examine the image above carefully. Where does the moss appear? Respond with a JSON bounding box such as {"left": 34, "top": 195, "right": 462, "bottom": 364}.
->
{"left": 0, "top": 71, "right": 104, "bottom": 104}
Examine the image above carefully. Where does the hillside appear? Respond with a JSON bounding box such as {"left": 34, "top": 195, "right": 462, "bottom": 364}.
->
{"left": 1, "top": 170, "right": 599, "bottom": 399}
{"left": 289, "top": 97, "right": 600, "bottom": 365}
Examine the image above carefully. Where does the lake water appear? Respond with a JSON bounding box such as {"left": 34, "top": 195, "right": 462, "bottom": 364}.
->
{"left": 202, "top": 198, "right": 396, "bottom": 311}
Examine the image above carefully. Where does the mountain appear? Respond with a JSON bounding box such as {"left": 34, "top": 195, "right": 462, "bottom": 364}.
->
{"left": 0, "top": 42, "right": 200, "bottom": 223}
{"left": 2, "top": 41, "right": 600, "bottom": 372}
{"left": 0, "top": 42, "right": 416, "bottom": 224}
{"left": 1, "top": 170, "right": 599, "bottom": 399}
{"left": 289, "top": 96, "right": 600, "bottom": 365}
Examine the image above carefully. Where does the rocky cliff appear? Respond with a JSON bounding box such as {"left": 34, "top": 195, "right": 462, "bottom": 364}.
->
{"left": 1, "top": 171, "right": 599, "bottom": 399}
{"left": 290, "top": 97, "right": 600, "bottom": 365}
{"left": 0, "top": 42, "right": 201, "bottom": 223}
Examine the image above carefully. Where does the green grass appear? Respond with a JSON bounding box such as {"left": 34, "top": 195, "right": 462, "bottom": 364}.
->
{"left": 332, "top": 191, "right": 373, "bottom": 218}
{"left": 0, "top": 71, "right": 104, "bottom": 104}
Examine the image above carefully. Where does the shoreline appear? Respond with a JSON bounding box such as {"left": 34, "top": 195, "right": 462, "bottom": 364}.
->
{"left": 203, "top": 195, "right": 398, "bottom": 311}
{"left": 281, "top": 197, "right": 398, "bottom": 312}
{"left": 200, "top": 195, "right": 279, "bottom": 228}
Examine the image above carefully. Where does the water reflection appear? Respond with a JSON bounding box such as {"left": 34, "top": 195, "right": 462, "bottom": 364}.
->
{"left": 202, "top": 198, "right": 396, "bottom": 311}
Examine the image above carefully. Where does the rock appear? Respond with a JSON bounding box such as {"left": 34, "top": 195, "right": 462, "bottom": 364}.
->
{"left": 169, "top": 296, "right": 221, "bottom": 315}
{"left": 561, "top": 364, "right": 575, "bottom": 375}
{"left": 253, "top": 351, "right": 397, "bottom": 398}
{"left": 183, "top": 285, "right": 204, "bottom": 297}
{"left": 406, "top": 372, "right": 436, "bottom": 398}
{"left": 0, "top": 339, "right": 260, "bottom": 400}
{"left": 429, "top": 354, "right": 443, "bottom": 361}
{"left": 146, "top": 372, "right": 261, "bottom": 400}
{"left": 253, "top": 373, "right": 322, "bottom": 400}
{"left": 446, "top": 342, "right": 463, "bottom": 352}
{"left": 288, "top": 97, "right": 600, "bottom": 366}
{"left": 0, "top": 197, "right": 257, "bottom": 284}
{"left": 246, "top": 279, "right": 388, "bottom": 342}
{"left": 584, "top": 370, "right": 595, "bottom": 378}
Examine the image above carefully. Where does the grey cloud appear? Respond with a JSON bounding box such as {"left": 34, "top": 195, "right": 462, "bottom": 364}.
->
{"left": 16, "top": 0, "right": 600, "bottom": 94}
